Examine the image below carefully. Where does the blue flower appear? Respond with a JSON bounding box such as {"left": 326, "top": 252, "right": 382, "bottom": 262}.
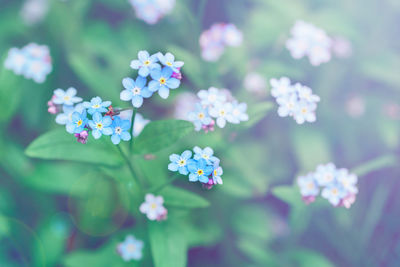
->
{"left": 168, "top": 150, "right": 193, "bottom": 175}
{"left": 187, "top": 159, "right": 213, "bottom": 183}
{"left": 83, "top": 96, "right": 111, "bottom": 115}
{"left": 117, "top": 235, "right": 144, "bottom": 261}
{"left": 120, "top": 76, "right": 153, "bottom": 108}
{"left": 297, "top": 173, "right": 319, "bottom": 197}
{"left": 193, "top": 146, "right": 218, "bottom": 164}
{"left": 130, "top": 50, "right": 160, "bottom": 77}
{"left": 88, "top": 112, "right": 113, "bottom": 139}
{"left": 66, "top": 109, "right": 88, "bottom": 134}
{"left": 110, "top": 116, "right": 131, "bottom": 145}
{"left": 212, "top": 165, "right": 223, "bottom": 185}
{"left": 321, "top": 182, "right": 346, "bottom": 206}
{"left": 157, "top": 52, "right": 184, "bottom": 73}
{"left": 148, "top": 67, "right": 180, "bottom": 99}
{"left": 53, "top": 87, "right": 82, "bottom": 106}
{"left": 187, "top": 103, "right": 212, "bottom": 131}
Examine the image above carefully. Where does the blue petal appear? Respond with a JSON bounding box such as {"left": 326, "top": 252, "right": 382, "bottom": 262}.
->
{"left": 189, "top": 173, "right": 198, "bottom": 182}
{"left": 120, "top": 131, "right": 131, "bottom": 141}
{"left": 92, "top": 112, "right": 102, "bottom": 122}
{"left": 158, "top": 87, "right": 170, "bottom": 99}
{"left": 102, "top": 116, "right": 112, "bottom": 127}
{"left": 138, "top": 67, "right": 149, "bottom": 77}
{"left": 161, "top": 67, "right": 173, "bottom": 78}
{"left": 204, "top": 166, "right": 214, "bottom": 176}
{"left": 199, "top": 175, "right": 209, "bottom": 183}
{"left": 141, "top": 87, "right": 153, "bottom": 98}
{"left": 92, "top": 129, "right": 102, "bottom": 139}
{"left": 138, "top": 50, "right": 149, "bottom": 61}
{"left": 102, "top": 127, "right": 113, "bottom": 135}
{"left": 166, "top": 78, "right": 180, "bottom": 89}
{"left": 181, "top": 150, "right": 192, "bottom": 159}
{"left": 169, "top": 154, "right": 180, "bottom": 162}
{"left": 178, "top": 167, "right": 189, "bottom": 175}
{"left": 150, "top": 69, "right": 161, "bottom": 80}
{"left": 130, "top": 60, "right": 141, "bottom": 69}
{"left": 111, "top": 134, "right": 121, "bottom": 144}
{"left": 136, "top": 76, "right": 147, "bottom": 88}
{"left": 120, "top": 120, "right": 131, "bottom": 130}
{"left": 148, "top": 80, "right": 160, "bottom": 92}
{"left": 168, "top": 163, "right": 179, "bottom": 172}
{"left": 131, "top": 95, "right": 144, "bottom": 108}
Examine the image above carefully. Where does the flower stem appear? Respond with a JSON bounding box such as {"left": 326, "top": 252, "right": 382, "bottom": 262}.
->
{"left": 117, "top": 144, "right": 142, "bottom": 191}
{"left": 150, "top": 174, "right": 180, "bottom": 193}
{"left": 129, "top": 108, "right": 137, "bottom": 154}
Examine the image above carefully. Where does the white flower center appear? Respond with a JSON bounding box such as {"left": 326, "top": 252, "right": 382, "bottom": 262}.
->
{"left": 132, "top": 87, "right": 141, "bottom": 95}
{"left": 178, "top": 159, "right": 186, "bottom": 167}
{"left": 115, "top": 127, "right": 122, "bottom": 134}
{"left": 208, "top": 94, "right": 216, "bottom": 102}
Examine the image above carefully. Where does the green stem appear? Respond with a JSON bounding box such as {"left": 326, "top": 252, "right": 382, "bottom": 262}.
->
{"left": 351, "top": 154, "right": 398, "bottom": 177}
{"left": 150, "top": 174, "right": 180, "bottom": 193}
{"left": 129, "top": 108, "right": 137, "bottom": 154}
{"left": 117, "top": 145, "right": 142, "bottom": 191}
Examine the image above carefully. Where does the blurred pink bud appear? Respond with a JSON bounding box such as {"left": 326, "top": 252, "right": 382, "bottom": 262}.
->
{"left": 302, "top": 195, "right": 316, "bottom": 205}
{"left": 74, "top": 130, "right": 88, "bottom": 144}
{"left": 202, "top": 119, "right": 215, "bottom": 133}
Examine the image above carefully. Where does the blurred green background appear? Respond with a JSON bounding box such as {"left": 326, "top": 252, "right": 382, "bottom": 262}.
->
{"left": 1, "top": 0, "right": 400, "bottom": 266}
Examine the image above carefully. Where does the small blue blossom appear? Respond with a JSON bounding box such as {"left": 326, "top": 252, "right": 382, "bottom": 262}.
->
{"left": 168, "top": 150, "right": 192, "bottom": 175}
{"left": 314, "top": 163, "right": 337, "bottom": 186}
{"left": 148, "top": 67, "right": 180, "bottom": 99}
{"left": 187, "top": 103, "right": 212, "bottom": 131}
{"left": 120, "top": 76, "right": 153, "bottom": 108}
{"left": 88, "top": 112, "right": 113, "bottom": 139}
{"left": 53, "top": 87, "right": 82, "bottom": 106}
{"left": 187, "top": 159, "right": 213, "bottom": 183}
{"left": 321, "top": 182, "right": 346, "bottom": 206}
{"left": 297, "top": 173, "right": 319, "bottom": 197}
{"left": 193, "top": 146, "right": 218, "bottom": 164}
{"left": 157, "top": 52, "right": 184, "bottom": 73}
{"left": 212, "top": 165, "right": 223, "bottom": 185}
{"left": 83, "top": 97, "right": 111, "bottom": 115}
{"left": 117, "top": 235, "right": 144, "bottom": 262}
{"left": 130, "top": 50, "right": 160, "bottom": 77}
{"left": 110, "top": 116, "right": 131, "bottom": 145}
{"left": 66, "top": 109, "right": 88, "bottom": 134}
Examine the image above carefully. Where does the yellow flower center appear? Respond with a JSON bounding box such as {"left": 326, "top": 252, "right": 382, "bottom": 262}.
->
{"left": 197, "top": 169, "right": 204, "bottom": 176}
{"left": 150, "top": 203, "right": 157, "bottom": 210}
{"left": 331, "top": 188, "right": 338, "bottom": 195}
{"left": 307, "top": 183, "right": 314, "bottom": 189}
{"left": 126, "top": 244, "right": 136, "bottom": 253}
{"left": 214, "top": 170, "right": 217, "bottom": 176}
{"left": 96, "top": 123, "right": 103, "bottom": 129}
{"left": 77, "top": 119, "right": 83, "bottom": 126}
{"left": 198, "top": 113, "right": 205, "bottom": 119}
{"left": 166, "top": 62, "right": 173, "bottom": 66}
{"left": 93, "top": 104, "right": 100, "bottom": 108}
{"left": 219, "top": 110, "right": 225, "bottom": 116}
{"left": 144, "top": 60, "right": 151, "bottom": 66}
{"left": 159, "top": 77, "right": 166, "bottom": 85}
{"left": 301, "top": 108, "right": 308, "bottom": 114}
{"left": 64, "top": 96, "right": 70, "bottom": 101}
{"left": 178, "top": 160, "right": 186, "bottom": 166}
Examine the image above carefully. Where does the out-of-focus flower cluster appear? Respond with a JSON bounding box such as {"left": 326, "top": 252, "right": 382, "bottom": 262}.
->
{"left": 187, "top": 87, "right": 249, "bottom": 132}
{"left": 129, "top": 0, "right": 175, "bottom": 25}
{"left": 270, "top": 77, "right": 320, "bottom": 124}
{"left": 48, "top": 89, "right": 132, "bottom": 145}
{"left": 4, "top": 43, "right": 52, "bottom": 83}
{"left": 117, "top": 235, "right": 144, "bottom": 261}
{"left": 297, "top": 163, "right": 358, "bottom": 208}
{"left": 286, "top": 20, "right": 333, "bottom": 66}
{"left": 140, "top": 193, "right": 167, "bottom": 221}
{"left": 20, "top": 0, "right": 49, "bottom": 26}
{"left": 120, "top": 50, "right": 184, "bottom": 108}
{"left": 199, "top": 23, "right": 243, "bottom": 62}
{"left": 168, "top": 146, "right": 223, "bottom": 190}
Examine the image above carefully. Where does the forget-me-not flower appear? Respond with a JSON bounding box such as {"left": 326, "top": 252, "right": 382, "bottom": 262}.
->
{"left": 117, "top": 235, "right": 144, "bottom": 262}
{"left": 139, "top": 193, "right": 167, "bottom": 221}
{"left": 187, "top": 103, "right": 212, "bottom": 131}
{"left": 110, "top": 116, "right": 131, "bottom": 145}
{"left": 130, "top": 50, "right": 160, "bottom": 77}
{"left": 53, "top": 87, "right": 82, "bottom": 106}
{"left": 209, "top": 101, "right": 233, "bottom": 128}
{"left": 197, "top": 87, "right": 226, "bottom": 107}
{"left": 88, "top": 112, "right": 113, "bottom": 139}
{"left": 193, "top": 146, "right": 218, "bottom": 164}
{"left": 66, "top": 109, "right": 88, "bottom": 134}
{"left": 298, "top": 173, "right": 319, "bottom": 197}
{"left": 83, "top": 96, "right": 111, "bottom": 115}
{"left": 120, "top": 76, "right": 153, "bottom": 108}
{"left": 187, "top": 159, "right": 214, "bottom": 183}
{"left": 314, "top": 163, "right": 337, "bottom": 186}
{"left": 212, "top": 165, "right": 223, "bottom": 185}
{"left": 148, "top": 67, "right": 180, "bottom": 99}
{"left": 321, "top": 182, "right": 346, "bottom": 206}
{"left": 229, "top": 101, "right": 249, "bottom": 124}
{"left": 157, "top": 52, "right": 184, "bottom": 73}
{"left": 168, "top": 150, "right": 192, "bottom": 175}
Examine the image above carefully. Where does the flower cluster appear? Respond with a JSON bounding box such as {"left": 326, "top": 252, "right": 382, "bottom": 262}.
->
{"left": 129, "top": 0, "right": 175, "bottom": 25}
{"left": 117, "top": 235, "right": 144, "bottom": 261}
{"left": 270, "top": 77, "right": 320, "bottom": 124}
{"left": 187, "top": 87, "right": 249, "bottom": 132}
{"left": 48, "top": 88, "right": 132, "bottom": 145}
{"left": 286, "top": 20, "right": 332, "bottom": 66}
{"left": 168, "top": 146, "right": 223, "bottom": 189}
{"left": 199, "top": 23, "right": 243, "bottom": 62}
{"left": 120, "top": 50, "right": 183, "bottom": 108}
{"left": 140, "top": 194, "right": 167, "bottom": 221}
{"left": 4, "top": 43, "right": 52, "bottom": 83}
{"left": 297, "top": 163, "right": 358, "bottom": 208}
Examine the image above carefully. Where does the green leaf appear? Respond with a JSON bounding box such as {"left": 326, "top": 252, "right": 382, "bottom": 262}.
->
{"left": 287, "top": 249, "right": 335, "bottom": 267}
{"left": 148, "top": 219, "right": 187, "bottom": 267}
{"left": 160, "top": 186, "right": 210, "bottom": 208}
{"left": 271, "top": 185, "right": 301, "bottom": 207}
{"left": 25, "top": 129, "right": 123, "bottom": 166}
{"left": 134, "top": 120, "right": 194, "bottom": 154}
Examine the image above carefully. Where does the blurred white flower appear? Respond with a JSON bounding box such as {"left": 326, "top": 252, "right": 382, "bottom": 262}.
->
{"left": 139, "top": 193, "right": 167, "bottom": 221}
{"left": 20, "top": 0, "right": 49, "bottom": 26}
{"left": 244, "top": 72, "right": 267, "bottom": 94}
{"left": 129, "top": 0, "right": 175, "bottom": 24}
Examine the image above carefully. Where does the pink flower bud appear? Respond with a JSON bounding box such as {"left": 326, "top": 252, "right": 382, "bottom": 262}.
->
{"left": 74, "top": 130, "right": 89, "bottom": 144}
